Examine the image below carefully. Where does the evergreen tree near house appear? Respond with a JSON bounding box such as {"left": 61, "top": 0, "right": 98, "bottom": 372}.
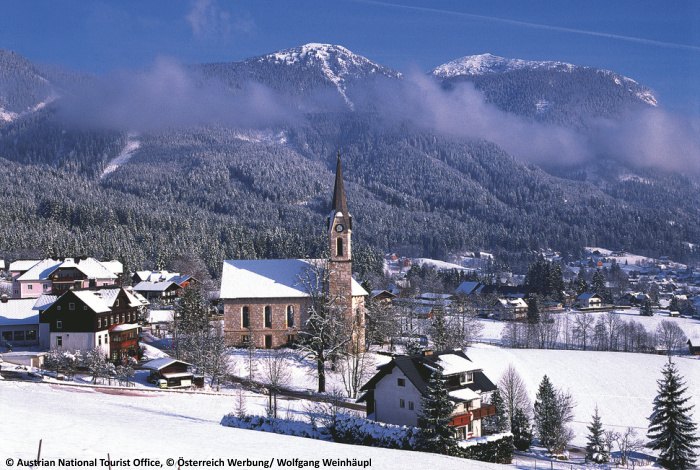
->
{"left": 483, "top": 389, "right": 510, "bottom": 434}
{"left": 586, "top": 405, "right": 609, "bottom": 463}
{"left": 534, "top": 375, "right": 575, "bottom": 454}
{"left": 647, "top": 360, "right": 698, "bottom": 469}
{"left": 511, "top": 407, "right": 533, "bottom": 451}
{"left": 527, "top": 294, "right": 540, "bottom": 324}
{"left": 416, "top": 370, "right": 458, "bottom": 455}
{"left": 575, "top": 268, "right": 588, "bottom": 295}
{"left": 641, "top": 298, "right": 654, "bottom": 317}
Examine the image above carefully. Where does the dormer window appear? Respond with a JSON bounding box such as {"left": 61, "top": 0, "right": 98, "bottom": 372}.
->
{"left": 460, "top": 372, "right": 474, "bottom": 384}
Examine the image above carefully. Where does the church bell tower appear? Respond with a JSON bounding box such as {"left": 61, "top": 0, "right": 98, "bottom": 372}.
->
{"left": 328, "top": 153, "right": 364, "bottom": 350}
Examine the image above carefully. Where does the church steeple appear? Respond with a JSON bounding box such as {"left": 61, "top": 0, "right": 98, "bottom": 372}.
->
{"left": 331, "top": 152, "right": 349, "bottom": 218}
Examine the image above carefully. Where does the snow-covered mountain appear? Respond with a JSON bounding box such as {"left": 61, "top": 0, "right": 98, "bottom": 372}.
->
{"left": 0, "top": 49, "right": 57, "bottom": 123}
{"left": 432, "top": 53, "right": 657, "bottom": 125}
{"left": 199, "top": 43, "right": 400, "bottom": 110}
{"left": 432, "top": 53, "right": 577, "bottom": 77}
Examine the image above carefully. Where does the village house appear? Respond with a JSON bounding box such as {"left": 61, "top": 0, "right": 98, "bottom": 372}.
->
{"left": 10, "top": 257, "right": 121, "bottom": 299}
{"left": 220, "top": 156, "right": 368, "bottom": 349}
{"left": 0, "top": 295, "right": 40, "bottom": 348}
{"left": 132, "top": 270, "right": 197, "bottom": 303}
{"left": 358, "top": 349, "right": 497, "bottom": 440}
{"left": 576, "top": 292, "right": 604, "bottom": 309}
{"left": 142, "top": 358, "right": 203, "bottom": 388}
{"left": 39, "top": 287, "right": 146, "bottom": 362}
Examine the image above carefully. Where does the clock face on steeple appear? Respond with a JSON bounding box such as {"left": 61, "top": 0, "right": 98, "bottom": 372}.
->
{"left": 335, "top": 224, "right": 344, "bottom": 233}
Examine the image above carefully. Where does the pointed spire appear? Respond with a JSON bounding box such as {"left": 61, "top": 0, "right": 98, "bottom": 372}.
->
{"left": 331, "top": 151, "right": 349, "bottom": 216}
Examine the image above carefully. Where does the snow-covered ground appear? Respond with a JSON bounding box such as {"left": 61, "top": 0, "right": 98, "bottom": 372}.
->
{"left": 467, "top": 344, "right": 700, "bottom": 448}
{"left": 0, "top": 381, "right": 504, "bottom": 469}
{"left": 100, "top": 135, "right": 140, "bottom": 179}
{"left": 477, "top": 308, "right": 700, "bottom": 344}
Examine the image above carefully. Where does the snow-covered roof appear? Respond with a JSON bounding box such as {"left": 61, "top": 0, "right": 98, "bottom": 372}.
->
{"left": 498, "top": 298, "right": 528, "bottom": 308}
{"left": 33, "top": 294, "right": 58, "bottom": 311}
{"left": 577, "top": 292, "right": 602, "bottom": 301}
{"left": 71, "top": 290, "right": 112, "bottom": 314}
{"left": 436, "top": 353, "right": 480, "bottom": 376}
{"left": 123, "top": 288, "right": 148, "bottom": 307}
{"left": 110, "top": 323, "right": 139, "bottom": 333}
{"left": 0, "top": 298, "right": 39, "bottom": 325}
{"left": 449, "top": 388, "right": 480, "bottom": 402}
{"left": 133, "top": 281, "right": 179, "bottom": 292}
{"left": 220, "top": 259, "right": 368, "bottom": 299}
{"left": 148, "top": 310, "right": 174, "bottom": 324}
{"left": 9, "top": 260, "right": 40, "bottom": 272}
{"left": 101, "top": 260, "right": 123, "bottom": 275}
{"left": 455, "top": 281, "right": 480, "bottom": 295}
{"left": 17, "top": 258, "right": 117, "bottom": 281}
{"left": 141, "top": 357, "right": 191, "bottom": 371}
{"left": 0, "top": 260, "right": 5, "bottom": 270}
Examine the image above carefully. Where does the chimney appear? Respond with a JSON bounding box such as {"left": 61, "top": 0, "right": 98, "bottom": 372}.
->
{"left": 1, "top": 294, "right": 8, "bottom": 303}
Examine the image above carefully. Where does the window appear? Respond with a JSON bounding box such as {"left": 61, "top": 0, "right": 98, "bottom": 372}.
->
{"left": 69, "top": 302, "right": 75, "bottom": 311}
{"left": 287, "top": 334, "right": 296, "bottom": 344}
{"left": 98, "top": 318, "right": 102, "bottom": 328}
{"left": 56, "top": 320, "right": 62, "bottom": 329}
{"left": 28, "top": 284, "right": 33, "bottom": 290}
{"left": 336, "top": 238, "right": 344, "bottom": 257}
{"left": 43, "top": 283, "right": 49, "bottom": 290}
{"left": 105, "top": 334, "right": 109, "bottom": 344}
{"left": 242, "top": 306, "right": 250, "bottom": 328}
{"left": 264, "top": 306, "right": 272, "bottom": 328}
{"left": 121, "top": 314, "right": 125, "bottom": 323}
{"left": 399, "top": 399, "right": 405, "bottom": 409}
{"left": 241, "top": 334, "right": 250, "bottom": 345}
{"left": 408, "top": 401, "right": 414, "bottom": 411}
{"left": 286, "top": 305, "right": 294, "bottom": 328}
{"left": 264, "top": 335, "right": 272, "bottom": 349}
{"left": 110, "top": 315, "right": 114, "bottom": 325}
{"left": 56, "top": 336, "right": 63, "bottom": 347}
{"left": 460, "top": 372, "right": 474, "bottom": 384}
{"left": 26, "top": 330, "right": 37, "bottom": 341}
{"left": 2, "top": 331, "right": 12, "bottom": 341}
{"left": 397, "top": 378, "right": 405, "bottom": 387}
{"left": 115, "top": 300, "right": 119, "bottom": 307}
{"left": 98, "top": 336, "right": 102, "bottom": 346}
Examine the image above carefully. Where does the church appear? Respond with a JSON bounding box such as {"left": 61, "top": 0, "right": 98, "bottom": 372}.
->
{"left": 220, "top": 156, "right": 368, "bottom": 349}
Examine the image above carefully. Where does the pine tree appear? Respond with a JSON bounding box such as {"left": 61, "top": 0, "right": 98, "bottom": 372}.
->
{"left": 527, "top": 294, "right": 540, "bottom": 324}
{"left": 483, "top": 389, "right": 510, "bottom": 434}
{"left": 511, "top": 407, "right": 533, "bottom": 451}
{"left": 416, "top": 370, "right": 458, "bottom": 455}
{"left": 586, "top": 405, "right": 609, "bottom": 463}
{"left": 534, "top": 375, "right": 574, "bottom": 454}
{"left": 647, "top": 360, "right": 698, "bottom": 469}
{"left": 641, "top": 298, "right": 654, "bottom": 317}
{"left": 575, "top": 268, "right": 588, "bottom": 295}
{"left": 592, "top": 270, "right": 606, "bottom": 295}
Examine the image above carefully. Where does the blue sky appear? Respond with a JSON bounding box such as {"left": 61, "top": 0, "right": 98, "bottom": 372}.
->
{"left": 2, "top": 0, "right": 700, "bottom": 115}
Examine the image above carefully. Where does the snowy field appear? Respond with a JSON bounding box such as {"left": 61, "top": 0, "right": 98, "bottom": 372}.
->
{"left": 466, "top": 344, "right": 700, "bottom": 448}
{"left": 477, "top": 308, "right": 700, "bottom": 344}
{"left": 0, "top": 381, "right": 504, "bottom": 469}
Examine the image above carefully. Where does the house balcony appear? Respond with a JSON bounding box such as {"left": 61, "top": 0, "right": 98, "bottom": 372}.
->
{"left": 449, "top": 404, "right": 496, "bottom": 427}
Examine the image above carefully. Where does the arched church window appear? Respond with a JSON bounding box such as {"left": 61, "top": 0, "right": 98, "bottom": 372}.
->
{"left": 336, "top": 238, "right": 344, "bottom": 257}
{"left": 264, "top": 306, "right": 272, "bottom": 328}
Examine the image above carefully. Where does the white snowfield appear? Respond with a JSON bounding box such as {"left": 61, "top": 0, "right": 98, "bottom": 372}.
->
{"left": 0, "top": 381, "right": 504, "bottom": 469}
{"left": 467, "top": 344, "right": 700, "bottom": 447}
{"left": 101, "top": 136, "right": 141, "bottom": 179}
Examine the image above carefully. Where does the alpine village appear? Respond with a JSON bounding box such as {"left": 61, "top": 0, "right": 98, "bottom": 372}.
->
{"left": 1, "top": 25, "right": 700, "bottom": 470}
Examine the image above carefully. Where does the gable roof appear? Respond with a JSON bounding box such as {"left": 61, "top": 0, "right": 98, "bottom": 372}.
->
{"left": 17, "top": 258, "right": 117, "bottom": 281}
{"left": 0, "top": 298, "right": 39, "bottom": 325}
{"left": 9, "top": 260, "right": 41, "bottom": 272}
{"left": 133, "top": 281, "right": 180, "bottom": 293}
{"left": 142, "top": 357, "right": 192, "bottom": 371}
{"left": 220, "top": 259, "right": 368, "bottom": 300}
{"left": 455, "top": 281, "right": 481, "bottom": 296}
{"left": 360, "top": 349, "right": 496, "bottom": 399}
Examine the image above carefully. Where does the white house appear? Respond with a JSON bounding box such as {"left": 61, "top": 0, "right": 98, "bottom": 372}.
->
{"left": 358, "top": 349, "right": 497, "bottom": 441}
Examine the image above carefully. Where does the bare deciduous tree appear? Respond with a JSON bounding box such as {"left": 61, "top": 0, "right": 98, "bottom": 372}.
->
{"left": 499, "top": 364, "right": 531, "bottom": 425}
{"left": 655, "top": 320, "right": 687, "bottom": 354}
{"left": 260, "top": 349, "right": 292, "bottom": 418}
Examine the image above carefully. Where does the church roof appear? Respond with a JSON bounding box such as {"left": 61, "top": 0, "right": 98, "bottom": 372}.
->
{"left": 219, "top": 259, "right": 368, "bottom": 300}
{"left": 331, "top": 154, "right": 349, "bottom": 217}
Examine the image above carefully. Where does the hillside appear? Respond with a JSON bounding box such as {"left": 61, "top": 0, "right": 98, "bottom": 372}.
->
{"left": 1, "top": 45, "right": 699, "bottom": 275}
{"left": 0, "top": 381, "right": 503, "bottom": 469}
